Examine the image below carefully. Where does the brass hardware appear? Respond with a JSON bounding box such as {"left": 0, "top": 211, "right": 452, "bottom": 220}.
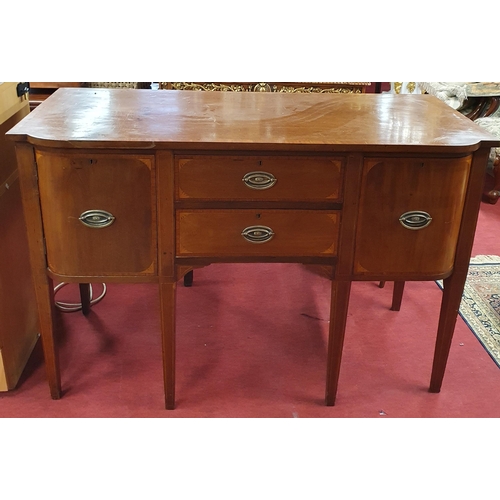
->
{"left": 79, "top": 210, "right": 116, "bottom": 228}
{"left": 253, "top": 83, "right": 272, "bottom": 92}
{"left": 399, "top": 211, "right": 432, "bottom": 230}
{"left": 242, "top": 171, "right": 277, "bottom": 190}
{"left": 241, "top": 225, "right": 275, "bottom": 243}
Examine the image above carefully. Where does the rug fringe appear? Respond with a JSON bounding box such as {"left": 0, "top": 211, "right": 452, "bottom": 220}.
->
{"left": 470, "top": 255, "right": 500, "bottom": 264}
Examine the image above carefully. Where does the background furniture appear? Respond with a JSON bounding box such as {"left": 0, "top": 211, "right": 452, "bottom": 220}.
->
{"left": 474, "top": 117, "right": 500, "bottom": 204}
{"left": 8, "top": 89, "right": 499, "bottom": 409}
{"left": 419, "top": 82, "right": 500, "bottom": 204}
{"left": 0, "top": 82, "right": 39, "bottom": 390}
{"left": 418, "top": 82, "right": 500, "bottom": 118}
{"left": 160, "top": 82, "right": 370, "bottom": 93}
{"left": 28, "top": 82, "right": 82, "bottom": 109}
{"left": 451, "top": 82, "right": 500, "bottom": 120}
{"left": 28, "top": 82, "right": 151, "bottom": 109}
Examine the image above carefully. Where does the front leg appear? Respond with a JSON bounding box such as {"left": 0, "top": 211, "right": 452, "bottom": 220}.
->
{"left": 325, "top": 280, "right": 352, "bottom": 406}
{"left": 159, "top": 280, "right": 177, "bottom": 409}
{"left": 38, "top": 277, "right": 62, "bottom": 399}
{"left": 429, "top": 271, "right": 466, "bottom": 393}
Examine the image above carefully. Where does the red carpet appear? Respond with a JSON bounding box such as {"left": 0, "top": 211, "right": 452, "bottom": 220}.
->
{"left": 1, "top": 201, "right": 500, "bottom": 418}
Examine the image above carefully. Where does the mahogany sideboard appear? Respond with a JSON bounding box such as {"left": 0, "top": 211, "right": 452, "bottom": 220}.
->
{"left": 7, "top": 88, "right": 500, "bottom": 409}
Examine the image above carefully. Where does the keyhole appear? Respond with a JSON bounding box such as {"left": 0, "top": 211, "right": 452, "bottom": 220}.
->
{"left": 256, "top": 213, "right": 261, "bottom": 219}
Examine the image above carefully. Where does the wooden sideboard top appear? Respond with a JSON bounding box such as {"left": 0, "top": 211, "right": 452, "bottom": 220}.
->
{"left": 7, "top": 88, "right": 500, "bottom": 153}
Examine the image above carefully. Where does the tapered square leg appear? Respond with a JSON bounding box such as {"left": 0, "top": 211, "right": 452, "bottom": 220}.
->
{"left": 391, "top": 281, "right": 405, "bottom": 311}
{"left": 38, "top": 279, "right": 61, "bottom": 399}
{"left": 429, "top": 272, "right": 466, "bottom": 393}
{"left": 159, "top": 281, "right": 177, "bottom": 409}
{"left": 325, "top": 280, "right": 352, "bottom": 406}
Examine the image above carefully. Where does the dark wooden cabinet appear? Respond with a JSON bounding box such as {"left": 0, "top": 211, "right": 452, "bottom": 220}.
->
{"left": 28, "top": 82, "right": 82, "bottom": 109}
{"left": 0, "top": 83, "right": 38, "bottom": 390}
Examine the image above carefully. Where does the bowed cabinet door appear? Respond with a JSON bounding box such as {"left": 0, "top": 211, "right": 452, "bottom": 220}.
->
{"left": 353, "top": 156, "right": 471, "bottom": 279}
{"left": 36, "top": 151, "right": 156, "bottom": 277}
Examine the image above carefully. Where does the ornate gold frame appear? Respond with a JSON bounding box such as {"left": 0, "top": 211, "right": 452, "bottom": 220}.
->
{"left": 160, "top": 82, "right": 370, "bottom": 94}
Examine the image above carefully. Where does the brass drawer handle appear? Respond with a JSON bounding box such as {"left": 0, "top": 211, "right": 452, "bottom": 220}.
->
{"left": 242, "top": 171, "right": 277, "bottom": 190}
{"left": 399, "top": 211, "right": 432, "bottom": 230}
{"left": 241, "top": 225, "right": 275, "bottom": 243}
{"left": 79, "top": 210, "right": 116, "bottom": 228}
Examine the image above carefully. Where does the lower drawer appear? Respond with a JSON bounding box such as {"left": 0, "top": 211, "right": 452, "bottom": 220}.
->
{"left": 176, "top": 209, "right": 339, "bottom": 257}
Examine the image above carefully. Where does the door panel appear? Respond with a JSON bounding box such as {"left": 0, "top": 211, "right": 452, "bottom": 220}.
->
{"left": 354, "top": 156, "right": 471, "bottom": 278}
{"left": 36, "top": 151, "right": 156, "bottom": 276}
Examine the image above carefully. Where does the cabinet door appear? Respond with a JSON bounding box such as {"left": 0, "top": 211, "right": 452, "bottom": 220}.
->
{"left": 353, "top": 156, "right": 471, "bottom": 278}
{"left": 36, "top": 151, "right": 156, "bottom": 277}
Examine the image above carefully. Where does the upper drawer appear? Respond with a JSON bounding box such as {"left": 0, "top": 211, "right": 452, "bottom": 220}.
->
{"left": 176, "top": 155, "right": 344, "bottom": 201}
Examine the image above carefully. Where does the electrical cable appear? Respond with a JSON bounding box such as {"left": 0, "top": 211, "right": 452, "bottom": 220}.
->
{"left": 53, "top": 282, "right": 107, "bottom": 312}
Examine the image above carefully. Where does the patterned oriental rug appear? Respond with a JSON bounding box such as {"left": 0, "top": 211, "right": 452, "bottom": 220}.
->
{"left": 438, "top": 255, "right": 500, "bottom": 367}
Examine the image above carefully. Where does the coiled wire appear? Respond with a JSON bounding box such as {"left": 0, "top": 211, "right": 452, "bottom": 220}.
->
{"left": 54, "top": 282, "right": 107, "bottom": 313}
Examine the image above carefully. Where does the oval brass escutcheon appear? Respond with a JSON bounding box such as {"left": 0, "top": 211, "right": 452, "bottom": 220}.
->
{"left": 399, "top": 211, "right": 432, "bottom": 230}
{"left": 79, "top": 210, "right": 116, "bottom": 228}
{"left": 242, "top": 171, "right": 277, "bottom": 190}
{"left": 241, "top": 225, "right": 275, "bottom": 243}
